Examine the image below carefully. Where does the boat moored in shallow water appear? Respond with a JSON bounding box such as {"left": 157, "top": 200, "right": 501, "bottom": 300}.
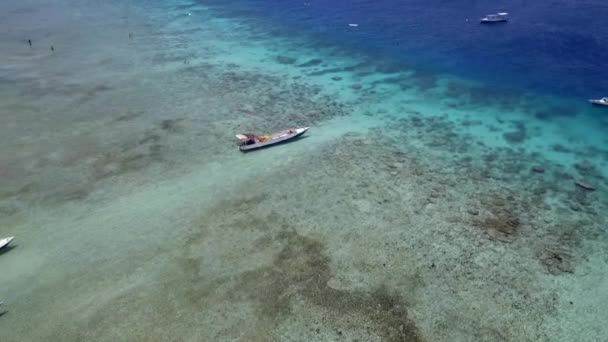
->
{"left": 236, "top": 127, "right": 309, "bottom": 152}
{"left": 589, "top": 97, "right": 608, "bottom": 106}
{"left": 480, "top": 12, "right": 509, "bottom": 23}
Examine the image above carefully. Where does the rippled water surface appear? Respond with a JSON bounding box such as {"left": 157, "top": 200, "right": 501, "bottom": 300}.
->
{"left": 211, "top": 0, "right": 608, "bottom": 98}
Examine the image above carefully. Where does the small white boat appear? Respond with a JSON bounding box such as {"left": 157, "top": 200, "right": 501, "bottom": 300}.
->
{"left": 480, "top": 12, "right": 509, "bottom": 23}
{"left": 589, "top": 97, "right": 608, "bottom": 106}
{"left": 0, "top": 236, "right": 15, "bottom": 249}
{"left": 236, "top": 127, "right": 309, "bottom": 152}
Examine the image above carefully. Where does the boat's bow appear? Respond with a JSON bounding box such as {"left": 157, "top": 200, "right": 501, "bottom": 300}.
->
{"left": 0, "top": 236, "right": 14, "bottom": 249}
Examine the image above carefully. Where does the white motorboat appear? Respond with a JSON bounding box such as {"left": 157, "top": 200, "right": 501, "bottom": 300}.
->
{"left": 589, "top": 97, "right": 608, "bottom": 106}
{"left": 480, "top": 12, "right": 509, "bottom": 23}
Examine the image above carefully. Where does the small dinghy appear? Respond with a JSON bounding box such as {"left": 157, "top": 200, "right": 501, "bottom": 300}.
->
{"left": 236, "top": 127, "right": 309, "bottom": 152}
{"left": 589, "top": 97, "right": 608, "bottom": 106}
{"left": 0, "top": 237, "right": 14, "bottom": 250}
{"left": 480, "top": 12, "right": 508, "bottom": 23}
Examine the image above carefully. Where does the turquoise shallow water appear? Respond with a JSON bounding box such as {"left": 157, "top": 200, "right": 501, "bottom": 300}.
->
{"left": 1, "top": 0, "right": 607, "bottom": 341}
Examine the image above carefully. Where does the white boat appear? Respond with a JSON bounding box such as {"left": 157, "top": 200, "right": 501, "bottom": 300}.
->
{"left": 589, "top": 97, "right": 608, "bottom": 106}
{"left": 0, "top": 236, "right": 14, "bottom": 249}
{"left": 236, "top": 127, "right": 309, "bottom": 152}
{"left": 480, "top": 12, "right": 508, "bottom": 23}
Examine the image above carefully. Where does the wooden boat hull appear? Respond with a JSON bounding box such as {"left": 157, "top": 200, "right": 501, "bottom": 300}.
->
{"left": 239, "top": 127, "right": 309, "bottom": 152}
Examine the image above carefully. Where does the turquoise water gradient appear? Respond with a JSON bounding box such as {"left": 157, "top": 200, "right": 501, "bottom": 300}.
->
{"left": 211, "top": 0, "right": 608, "bottom": 98}
{"left": 0, "top": 0, "right": 607, "bottom": 341}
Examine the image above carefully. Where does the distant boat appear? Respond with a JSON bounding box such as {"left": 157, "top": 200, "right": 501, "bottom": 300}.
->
{"left": 236, "top": 127, "right": 309, "bottom": 152}
{"left": 589, "top": 97, "right": 608, "bottom": 106}
{"left": 480, "top": 12, "right": 509, "bottom": 23}
{"left": 0, "top": 236, "right": 14, "bottom": 249}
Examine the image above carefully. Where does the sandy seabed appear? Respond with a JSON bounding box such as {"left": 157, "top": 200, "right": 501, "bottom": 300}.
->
{"left": 1, "top": 0, "right": 607, "bottom": 341}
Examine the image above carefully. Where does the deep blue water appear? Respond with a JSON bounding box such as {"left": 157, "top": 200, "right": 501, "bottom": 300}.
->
{"left": 205, "top": 0, "right": 608, "bottom": 99}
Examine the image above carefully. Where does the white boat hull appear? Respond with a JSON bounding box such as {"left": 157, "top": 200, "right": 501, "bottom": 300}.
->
{"left": 237, "top": 127, "right": 309, "bottom": 152}
{"left": 589, "top": 99, "right": 608, "bottom": 106}
{"left": 480, "top": 18, "right": 507, "bottom": 23}
{"left": 0, "top": 236, "right": 14, "bottom": 249}
{"left": 480, "top": 12, "right": 509, "bottom": 23}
